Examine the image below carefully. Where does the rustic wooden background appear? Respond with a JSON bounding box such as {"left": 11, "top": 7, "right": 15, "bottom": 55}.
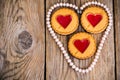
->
{"left": 0, "top": 0, "right": 119, "bottom": 80}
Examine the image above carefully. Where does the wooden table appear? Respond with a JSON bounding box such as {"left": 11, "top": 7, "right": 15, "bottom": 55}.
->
{"left": 0, "top": 0, "right": 119, "bottom": 80}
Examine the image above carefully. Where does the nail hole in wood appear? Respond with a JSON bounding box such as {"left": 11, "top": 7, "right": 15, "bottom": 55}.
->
{"left": 18, "top": 31, "right": 32, "bottom": 50}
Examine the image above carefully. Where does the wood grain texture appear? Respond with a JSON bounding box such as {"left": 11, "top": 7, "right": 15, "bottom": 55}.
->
{"left": 0, "top": 0, "right": 119, "bottom": 80}
{"left": 0, "top": 0, "right": 45, "bottom": 80}
{"left": 46, "top": 0, "right": 115, "bottom": 80}
{"left": 114, "top": 0, "right": 120, "bottom": 79}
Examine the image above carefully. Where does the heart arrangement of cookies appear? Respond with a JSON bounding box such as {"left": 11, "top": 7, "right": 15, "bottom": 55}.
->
{"left": 46, "top": 1, "right": 112, "bottom": 73}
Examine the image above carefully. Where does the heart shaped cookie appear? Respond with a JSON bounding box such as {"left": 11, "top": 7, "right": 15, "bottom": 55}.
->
{"left": 51, "top": 8, "right": 79, "bottom": 35}
{"left": 68, "top": 33, "right": 96, "bottom": 59}
{"left": 81, "top": 6, "right": 109, "bottom": 33}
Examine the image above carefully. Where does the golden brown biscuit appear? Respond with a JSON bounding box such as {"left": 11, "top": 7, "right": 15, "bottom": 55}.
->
{"left": 68, "top": 32, "right": 96, "bottom": 59}
{"left": 51, "top": 8, "right": 79, "bottom": 35}
{"left": 81, "top": 6, "right": 109, "bottom": 33}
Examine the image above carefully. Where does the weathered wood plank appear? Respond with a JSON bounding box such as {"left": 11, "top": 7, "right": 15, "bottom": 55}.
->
{"left": 0, "top": 0, "right": 45, "bottom": 80}
{"left": 0, "top": 0, "right": 116, "bottom": 79}
{"left": 46, "top": 0, "right": 115, "bottom": 80}
{"left": 114, "top": 0, "right": 120, "bottom": 79}
{"left": 0, "top": 2, "right": 5, "bottom": 72}
{"left": 92, "top": 0, "right": 115, "bottom": 80}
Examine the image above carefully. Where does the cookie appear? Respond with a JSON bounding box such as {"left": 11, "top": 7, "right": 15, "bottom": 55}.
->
{"left": 51, "top": 8, "right": 79, "bottom": 35}
{"left": 81, "top": 6, "right": 109, "bottom": 33}
{"left": 68, "top": 32, "right": 96, "bottom": 59}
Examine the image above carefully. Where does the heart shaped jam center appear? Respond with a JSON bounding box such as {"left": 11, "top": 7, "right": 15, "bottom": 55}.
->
{"left": 56, "top": 15, "right": 72, "bottom": 29}
{"left": 87, "top": 13, "right": 102, "bottom": 27}
{"left": 74, "top": 39, "right": 90, "bottom": 53}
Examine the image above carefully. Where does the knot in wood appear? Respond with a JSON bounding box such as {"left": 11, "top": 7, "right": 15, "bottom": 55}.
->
{"left": 18, "top": 31, "right": 32, "bottom": 50}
